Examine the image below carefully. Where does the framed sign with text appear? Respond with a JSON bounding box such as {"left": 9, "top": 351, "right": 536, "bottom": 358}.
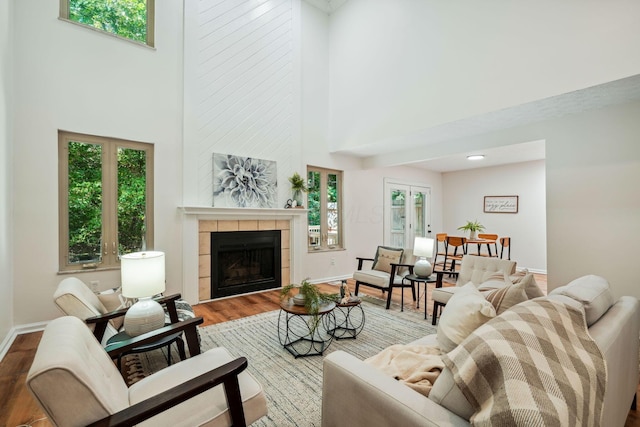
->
{"left": 484, "top": 195, "right": 518, "bottom": 213}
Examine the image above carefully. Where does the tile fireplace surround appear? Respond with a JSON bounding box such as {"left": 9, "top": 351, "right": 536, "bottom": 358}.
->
{"left": 179, "top": 207, "right": 307, "bottom": 303}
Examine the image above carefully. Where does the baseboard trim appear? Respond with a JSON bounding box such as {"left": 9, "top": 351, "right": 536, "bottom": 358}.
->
{"left": 0, "top": 321, "right": 49, "bottom": 363}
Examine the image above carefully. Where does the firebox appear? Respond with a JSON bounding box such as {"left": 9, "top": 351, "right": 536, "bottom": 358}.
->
{"left": 210, "top": 230, "right": 281, "bottom": 298}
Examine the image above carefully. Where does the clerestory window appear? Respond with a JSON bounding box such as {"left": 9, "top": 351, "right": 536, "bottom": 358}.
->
{"left": 59, "top": 0, "right": 155, "bottom": 47}
{"left": 307, "top": 167, "right": 343, "bottom": 251}
{"left": 58, "top": 131, "right": 154, "bottom": 271}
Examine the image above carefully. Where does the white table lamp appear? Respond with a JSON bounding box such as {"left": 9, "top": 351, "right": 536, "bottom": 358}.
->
{"left": 413, "top": 237, "right": 435, "bottom": 278}
{"left": 121, "top": 251, "right": 166, "bottom": 337}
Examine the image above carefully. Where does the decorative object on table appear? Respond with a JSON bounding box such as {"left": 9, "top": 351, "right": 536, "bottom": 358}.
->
{"left": 212, "top": 153, "right": 277, "bottom": 208}
{"left": 457, "top": 219, "right": 485, "bottom": 240}
{"left": 121, "top": 251, "right": 166, "bottom": 337}
{"left": 413, "top": 236, "right": 435, "bottom": 278}
{"left": 288, "top": 171, "right": 307, "bottom": 208}
{"left": 484, "top": 195, "right": 519, "bottom": 213}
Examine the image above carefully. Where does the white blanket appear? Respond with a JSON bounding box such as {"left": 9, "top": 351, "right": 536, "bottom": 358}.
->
{"left": 365, "top": 344, "right": 444, "bottom": 396}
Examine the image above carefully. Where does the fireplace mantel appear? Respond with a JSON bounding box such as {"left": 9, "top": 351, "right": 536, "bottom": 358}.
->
{"left": 179, "top": 206, "right": 307, "bottom": 220}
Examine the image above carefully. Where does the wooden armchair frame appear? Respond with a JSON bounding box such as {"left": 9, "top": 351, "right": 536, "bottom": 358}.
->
{"left": 354, "top": 257, "right": 416, "bottom": 309}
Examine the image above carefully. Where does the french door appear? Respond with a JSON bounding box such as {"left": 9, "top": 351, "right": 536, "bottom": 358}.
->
{"left": 383, "top": 179, "right": 431, "bottom": 249}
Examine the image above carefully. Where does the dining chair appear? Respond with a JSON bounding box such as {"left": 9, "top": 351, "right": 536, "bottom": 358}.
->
{"left": 442, "top": 236, "right": 467, "bottom": 272}
{"left": 432, "top": 233, "right": 449, "bottom": 270}
{"left": 476, "top": 233, "right": 498, "bottom": 257}
{"left": 500, "top": 237, "right": 511, "bottom": 259}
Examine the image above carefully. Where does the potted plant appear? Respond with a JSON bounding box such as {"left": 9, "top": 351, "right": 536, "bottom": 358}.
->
{"left": 457, "top": 220, "right": 485, "bottom": 240}
{"left": 288, "top": 172, "right": 307, "bottom": 208}
{"left": 281, "top": 279, "right": 339, "bottom": 331}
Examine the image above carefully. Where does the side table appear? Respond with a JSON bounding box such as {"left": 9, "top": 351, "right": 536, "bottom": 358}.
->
{"left": 277, "top": 300, "right": 336, "bottom": 358}
{"left": 105, "top": 328, "right": 186, "bottom": 370}
{"left": 403, "top": 274, "right": 438, "bottom": 320}
{"left": 325, "top": 299, "right": 365, "bottom": 339}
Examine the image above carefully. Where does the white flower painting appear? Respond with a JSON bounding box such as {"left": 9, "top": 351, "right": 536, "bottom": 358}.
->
{"left": 213, "top": 154, "right": 277, "bottom": 208}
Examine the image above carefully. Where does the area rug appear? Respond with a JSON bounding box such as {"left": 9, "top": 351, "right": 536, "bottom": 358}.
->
{"left": 134, "top": 300, "right": 437, "bottom": 426}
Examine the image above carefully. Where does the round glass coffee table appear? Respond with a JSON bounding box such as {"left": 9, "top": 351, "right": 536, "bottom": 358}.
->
{"left": 277, "top": 300, "right": 336, "bottom": 358}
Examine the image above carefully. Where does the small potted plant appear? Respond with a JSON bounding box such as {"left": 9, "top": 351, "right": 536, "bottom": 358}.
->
{"left": 288, "top": 172, "right": 307, "bottom": 208}
{"left": 457, "top": 220, "right": 485, "bottom": 240}
{"left": 281, "top": 279, "right": 339, "bottom": 331}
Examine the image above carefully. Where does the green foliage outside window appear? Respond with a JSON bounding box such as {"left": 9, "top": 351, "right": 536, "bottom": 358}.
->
{"left": 117, "top": 147, "right": 147, "bottom": 254}
{"left": 68, "top": 142, "right": 102, "bottom": 262}
{"left": 68, "top": 0, "right": 148, "bottom": 44}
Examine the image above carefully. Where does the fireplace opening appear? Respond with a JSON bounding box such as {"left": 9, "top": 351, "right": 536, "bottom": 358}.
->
{"left": 210, "top": 230, "right": 281, "bottom": 298}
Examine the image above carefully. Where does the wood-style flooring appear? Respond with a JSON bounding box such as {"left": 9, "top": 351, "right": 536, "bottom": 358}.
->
{"left": 2, "top": 274, "right": 640, "bottom": 426}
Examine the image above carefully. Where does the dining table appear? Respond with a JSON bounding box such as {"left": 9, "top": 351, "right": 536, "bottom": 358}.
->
{"left": 465, "top": 237, "right": 498, "bottom": 257}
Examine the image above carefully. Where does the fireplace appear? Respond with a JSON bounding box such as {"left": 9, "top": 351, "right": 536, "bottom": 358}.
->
{"left": 210, "top": 230, "right": 282, "bottom": 298}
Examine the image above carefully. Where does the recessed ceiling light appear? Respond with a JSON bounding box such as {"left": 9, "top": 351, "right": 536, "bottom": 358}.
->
{"left": 467, "top": 155, "right": 485, "bottom": 160}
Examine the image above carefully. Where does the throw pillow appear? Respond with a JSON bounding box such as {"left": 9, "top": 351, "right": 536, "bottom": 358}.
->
{"left": 372, "top": 246, "right": 404, "bottom": 274}
{"left": 485, "top": 281, "right": 528, "bottom": 315}
{"left": 97, "top": 288, "right": 128, "bottom": 330}
{"left": 519, "top": 272, "right": 544, "bottom": 299}
{"left": 437, "top": 283, "right": 496, "bottom": 353}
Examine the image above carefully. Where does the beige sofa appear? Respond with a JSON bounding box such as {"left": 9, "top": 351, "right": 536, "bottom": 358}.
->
{"left": 322, "top": 275, "right": 640, "bottom": 427}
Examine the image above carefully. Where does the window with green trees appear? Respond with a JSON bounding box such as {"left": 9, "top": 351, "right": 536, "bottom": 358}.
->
{"left": 60, "top": 0, "right": 155, "bottom": 46}
{"left": 307, "top": 167, "right": 342, "bottom": 251}
{"left": 58, "top": 131, "right": 154, "bottom": 271}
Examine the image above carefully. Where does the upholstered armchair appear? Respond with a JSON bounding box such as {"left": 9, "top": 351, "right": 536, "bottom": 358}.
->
{"left": 431, "top": 255, "right": 517, "bottom": 325}
{"left": 54, "top": 277, "right": 201, "bottom": 361}
{"left": 27, "top": 316, "right": 268, "bottom": 427}
{"left": 353, "top": 246, "right": 416, "bottom": 310}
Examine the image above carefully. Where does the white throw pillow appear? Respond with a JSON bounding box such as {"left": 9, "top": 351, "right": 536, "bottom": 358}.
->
{"left": 437, "top": 283, "right": 496, "bottom": 353}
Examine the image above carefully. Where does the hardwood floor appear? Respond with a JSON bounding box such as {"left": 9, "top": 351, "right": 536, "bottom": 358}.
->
{"left": 2, "top": 274, "right": 640, "bottom": 426}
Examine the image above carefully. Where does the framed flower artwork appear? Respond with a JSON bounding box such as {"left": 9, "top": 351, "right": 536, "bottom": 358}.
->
{"left": 212, "top": 153, "right": 277, "bottom": 208}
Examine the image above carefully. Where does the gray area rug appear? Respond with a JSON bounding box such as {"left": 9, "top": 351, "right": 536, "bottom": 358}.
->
{"left": 136, "top": 299, "right": 437, "bottom": 426}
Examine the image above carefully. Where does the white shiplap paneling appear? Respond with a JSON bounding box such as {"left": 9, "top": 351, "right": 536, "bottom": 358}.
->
{"left": 192, "top": 0, "right": 297, "bottom": 206}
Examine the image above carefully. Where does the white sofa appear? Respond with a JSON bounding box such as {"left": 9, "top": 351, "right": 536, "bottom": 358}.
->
{"left": 322, "top": 275, "right": 640, "bottom": 427}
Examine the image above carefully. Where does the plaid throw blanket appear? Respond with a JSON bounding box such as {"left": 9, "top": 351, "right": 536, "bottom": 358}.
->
{"left": 442, "top": 299, "right": 607, "bottom": 427}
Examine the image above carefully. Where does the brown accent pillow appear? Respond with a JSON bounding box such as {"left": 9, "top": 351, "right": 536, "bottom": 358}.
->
{"left": 372, "top": 246, "right": 404, "bottom": 274}
{"left": 97, "top": 290, "right": 126, "bottom": 330}
{"left": 485, "top": 281, "right": 528, "bottom": 315}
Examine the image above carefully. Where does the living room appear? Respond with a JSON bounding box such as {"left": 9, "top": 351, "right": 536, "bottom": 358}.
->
{"left": 1, "top": 0, "right": 640, "bottom": 417}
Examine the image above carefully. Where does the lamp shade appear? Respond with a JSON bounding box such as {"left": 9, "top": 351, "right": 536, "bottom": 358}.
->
{"left": 121, "top": 251, "right": 166, "bottom": 298}
{"left": 413, "top": 237, "right": 434, "bottom": 258}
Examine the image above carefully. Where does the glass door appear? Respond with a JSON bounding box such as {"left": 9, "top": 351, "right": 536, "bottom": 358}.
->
{"left": 384, "top": 180, "right": 431, "bottom": 249}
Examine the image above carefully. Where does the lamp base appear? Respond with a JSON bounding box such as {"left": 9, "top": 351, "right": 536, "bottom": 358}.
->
{"left": 123, "top": 297, "right": 165, "bottom": 337}
{"left": 414, "top": 258, "right": 433, "bottom": 278}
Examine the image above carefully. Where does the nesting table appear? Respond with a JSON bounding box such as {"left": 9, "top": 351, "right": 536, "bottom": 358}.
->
{"left": 278, "top": 300, "right": 336, "bottom": 358}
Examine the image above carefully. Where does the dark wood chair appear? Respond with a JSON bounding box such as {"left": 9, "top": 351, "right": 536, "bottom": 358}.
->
{"left": 432, "top": 233, "right": 449, "bottom": 270}
{"left": 442, "top": 236, "right": 467, "bottom": 272}
{"left": 500, "top": 236, "right": 511, "bottom": 259}
{"left": 26, "top": 316, "right": 268, "bottom": 427}
{"left": 476, "top": 233, "right": 499, "bottom": 257}
{"left": 353, "top": 246, "right": 416, "bottom": 310}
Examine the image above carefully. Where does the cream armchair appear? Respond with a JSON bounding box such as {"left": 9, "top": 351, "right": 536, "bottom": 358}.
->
{"left": 27, "top": 316, "right": 268, "bottom": 427}
{"left": 353, "top": 246, "right": 416, "bottom": 310}
{"left": 431, "top": 255, "right": 516, "bottom": 325}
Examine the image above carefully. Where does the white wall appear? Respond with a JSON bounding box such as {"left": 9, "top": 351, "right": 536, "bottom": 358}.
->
{"left": 11, "top": 1, "right": 185, "bottom": 325}
{"left": 442, "top": 160, "right": 546, "bottom": 272}
{"left": 300, "top": 3, "right": 444, "bottom": 282}
{"left": 546, "top": 101, "right": 640, "bottom": 298}
{"left": 0, "top": 0, "right": 13, "bottom": 343}
{"left": 183, "top": 0, "right": 301, "bottom": 207}
{"left": 328, "top": 0, "right": 640, "bottom": 153}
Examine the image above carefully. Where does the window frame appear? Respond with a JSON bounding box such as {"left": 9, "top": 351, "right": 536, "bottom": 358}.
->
{"left": 307, "top": 166, "right": 343, "bottom": 252}
{"left": 59, "top": 0, "right": 155, "bottom": 47}
{"left": 58, "top": 130, "right": 154, "bottom": 272}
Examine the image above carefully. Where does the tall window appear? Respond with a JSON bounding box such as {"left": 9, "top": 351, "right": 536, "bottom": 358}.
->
{"left": 307, "top": 167, "right": 343, "bottom": 251}
{"left": 60, "top": 0, "right": 155, "bottom": 47}
{"left": 59, "top": 131, "right": 154, "bottom": 271}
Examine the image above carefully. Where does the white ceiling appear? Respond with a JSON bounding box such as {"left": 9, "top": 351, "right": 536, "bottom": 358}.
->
{"left": 302, "top": 0, "right": 349, "bottom": 14}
